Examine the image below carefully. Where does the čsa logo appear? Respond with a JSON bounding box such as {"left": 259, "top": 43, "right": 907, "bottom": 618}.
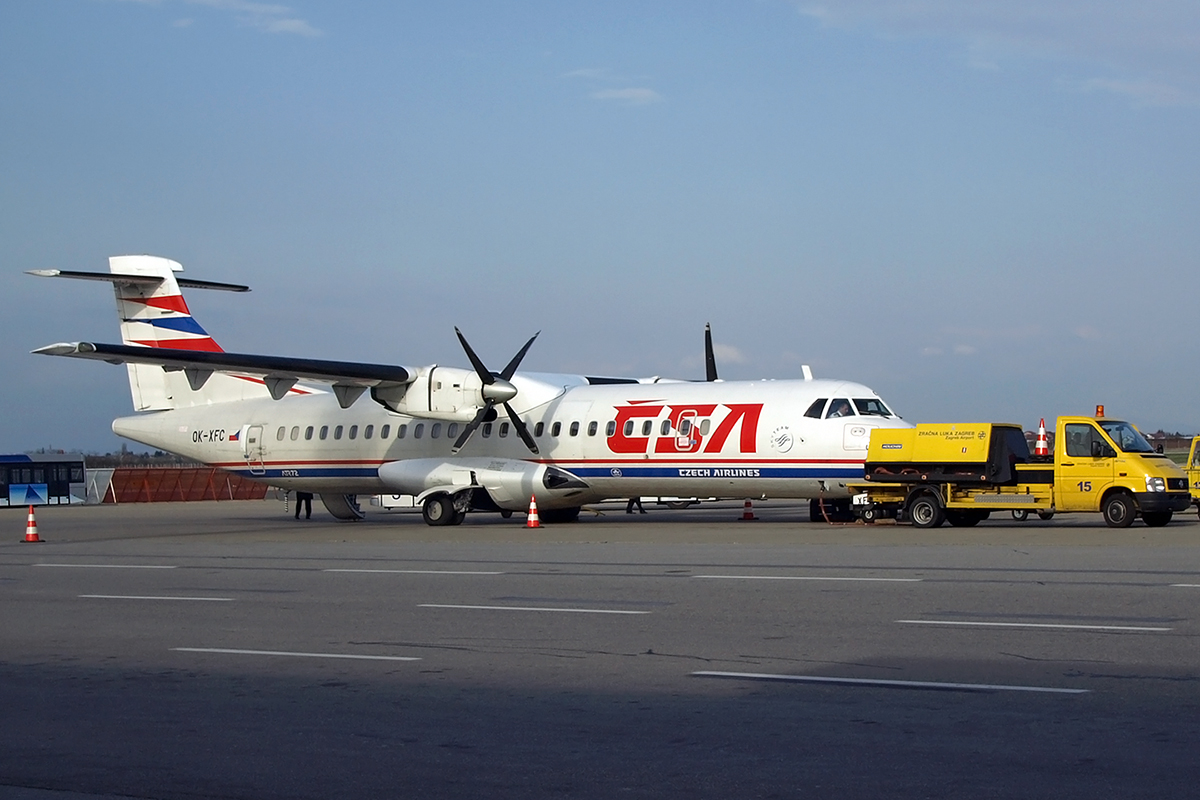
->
{"left": 606, "top": 402, "right": 762, "bottom": 455}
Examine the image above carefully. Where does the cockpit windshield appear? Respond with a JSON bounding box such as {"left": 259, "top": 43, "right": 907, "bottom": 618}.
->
{"left": 853, "top": 398, "right": 893, "bottom": 418}
{"left": 1099, "top": 421, "right": 1154, "bottom": 453}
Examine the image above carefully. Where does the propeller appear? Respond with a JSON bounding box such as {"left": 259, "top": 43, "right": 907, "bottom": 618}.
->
{"left": 451, "top": 327, "right": 540, "bottom": 454}
{"left": 704, "top": 322, "right": 719, "bottom": 382}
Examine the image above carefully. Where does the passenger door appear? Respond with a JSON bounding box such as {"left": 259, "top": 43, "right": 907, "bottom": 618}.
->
{"left": 1055, "top": 422, "right": 1115, "bottom": 512}
{"left": 242, "top": 424, "right": 266, "bottom": 476}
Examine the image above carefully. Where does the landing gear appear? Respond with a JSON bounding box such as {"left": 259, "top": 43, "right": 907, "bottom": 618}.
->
{"left": 422, "top": 494, "right": 466, "bottom": 527}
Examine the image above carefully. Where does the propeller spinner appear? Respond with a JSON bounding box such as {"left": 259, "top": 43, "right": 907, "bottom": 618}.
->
{"left": 451, "top": 327, "right": 540, "bottom": 454}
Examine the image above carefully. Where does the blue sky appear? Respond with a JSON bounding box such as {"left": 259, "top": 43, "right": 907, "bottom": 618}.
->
{"left": 3, "top": 1, "right": 1198, "bottom": 453}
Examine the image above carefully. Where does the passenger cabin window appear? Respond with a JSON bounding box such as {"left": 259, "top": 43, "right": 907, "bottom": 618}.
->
{"left": 588, "top": 421, "right": 598, "bottom": 436}
{"left": 319, "top": 425, "right": 328, "bottom": 440}
{"left": 397, "top": 424, "right": 407, "bottom": 439}
{"left": 804, "top": 399, "right": 828, "bottom": 419}
{"left": 349, "top": 425, "right": 358, "bottom": 440}
{"left": 534, "top": 422, "right": 544, "bottom": 437}
{"left": 826, "top": 399, "right": 854, "bottom": 419}
{"left": 551, "top": 422, "right": 561, "bottom": 436}
{"left": 483, "top": 422, "right": 493, "bottom": 438}
{"left": 334, "top": 425, "right": 344, "bottom": 440}
{"left": 448, "top": 423, "right": 458, "bottom": 438}
{"left": 431, "top": 423, "right": 441, "bottom": 439}
{"left": 276, "top": 426, "right": 286, "bottom": 441}
{"left": 853, "top": 399, "right": 892, "bottom": 417}
{"left": 569, "top": 421, "right": 580, "bottom": 436}
{"left": 364, "top": 425, "right": 374, "bottom": 439}
{"left": 606, "top": 421, "right": 616, "bottom": 436}
{"left": 499, "top": 422, "right": 510, "bottom": 437}
{"left": 413, "top": 423, "right": 424, "bottom": 439}
{"left": 660, "top": 420, "right": 670, "bottom": 435}
{"left": 290, "top": 426, "right": 300, "bottom": 441}
{"left": 304, "top": 426, "right": 314, "bottom": 440}
{"left": 380, "top": 425, "right": 390, "bottom": 439}
{"left": 679, "top": 419, "right": 691, "bottom": 435}
{"left": 624, "top": 420, "right": 634, "bottom": 436}
{"left": 641, "top": 420, "right": 653, "bottom": 436}
{"left": 699, "top": 419, "right": 711, "bottom": 435}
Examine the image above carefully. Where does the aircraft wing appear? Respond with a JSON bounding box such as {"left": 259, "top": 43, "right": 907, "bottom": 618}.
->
{"left": 33, "top": 341, "right": 415, "bottom": 407}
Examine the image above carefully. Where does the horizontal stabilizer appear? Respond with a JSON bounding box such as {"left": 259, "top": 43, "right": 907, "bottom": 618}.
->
{"left": 27, "top": 269, "right": 250, "bottom": 293}
{"left": 33, "top": 342, "right": 414, "bottom": 392}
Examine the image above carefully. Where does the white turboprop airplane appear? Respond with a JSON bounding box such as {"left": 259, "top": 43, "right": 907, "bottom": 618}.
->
{"left": 31, "top": 255, "right": 913, "bottom": 524}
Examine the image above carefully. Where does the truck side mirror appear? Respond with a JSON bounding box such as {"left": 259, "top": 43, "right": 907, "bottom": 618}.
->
{"left": 1091, "top": 440, "right": 1115, "bottom": 459}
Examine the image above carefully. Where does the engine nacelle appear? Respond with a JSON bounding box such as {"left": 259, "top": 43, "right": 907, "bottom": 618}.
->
{"left": 378, "top": 457, "right": 592, "bottom": 510}
{"left": 371, "top": 366, "right": 485, "bottom": 422}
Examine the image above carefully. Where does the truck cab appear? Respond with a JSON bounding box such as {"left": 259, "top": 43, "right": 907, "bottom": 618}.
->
{"left": 1053, "top": 416, "right": 1190, "bottom": 527}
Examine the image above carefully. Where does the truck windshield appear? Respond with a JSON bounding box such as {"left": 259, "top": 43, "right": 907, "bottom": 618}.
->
{"left": 853, "top": 399, "right": 893, "bottom": 418}
{"left": 1099, "top": 421, "right": 1154, "bottom": 453}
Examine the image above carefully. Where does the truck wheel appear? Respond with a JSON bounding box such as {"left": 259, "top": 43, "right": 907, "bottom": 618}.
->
{"left": 946, "top": 510, "right": 982, "bottom": 527}
{"left": 1036, "top": 510, "right": 1055, "bottom": 521}
{"left": 1102, "top": 493, "right": 1135, "bottom": 528}
{"left": 860, "top": 506, "right": 878, "bottom": 523}
{"left": 1011, "top": 509, "right": 1029, "bottom": 521}
{"left": 1142, "top": 511, "right": 1172, "bottom": 527}
{"left": 909, "top": 496, "right": 944, "bottom": 529}
{"left": 422, "top": 494, "right": 455, "bottom": 526}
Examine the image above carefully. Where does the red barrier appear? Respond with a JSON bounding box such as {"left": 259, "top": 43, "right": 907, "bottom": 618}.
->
{"left": 103, "top": 468, "right": 268, "bottom": 504}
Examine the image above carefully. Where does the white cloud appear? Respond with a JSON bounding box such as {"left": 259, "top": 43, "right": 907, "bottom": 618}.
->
{"left": 794, "top": 1, "right": 1200, "bottom": 106}
{"left": 114, "top": 0, "right": 322, "bottom": 36}
{"left": 188, "top": 0, "right": 322, "bottom": 36}
{"left": 591, "top": 88, "right": 663, "bottom": 106}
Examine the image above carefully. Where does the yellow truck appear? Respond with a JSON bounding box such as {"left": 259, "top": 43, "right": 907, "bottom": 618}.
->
{"left": 851, "top": 415, "right": 1190, "bottom": 528}
{"left": 1186, "top": 436, "right": 1200, "bottom": 519}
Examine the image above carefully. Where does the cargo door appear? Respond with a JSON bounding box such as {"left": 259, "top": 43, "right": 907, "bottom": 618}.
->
{"left": 242, "top": 424, "right": 266, "bottom": 476}
{"left": 1055, "top": 422, "right": 1115, "bottom": 512}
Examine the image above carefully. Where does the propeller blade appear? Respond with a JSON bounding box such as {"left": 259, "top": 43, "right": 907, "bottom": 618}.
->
{"left": 455, "top": 327, "right": 495, "bottom": 385}
{"left": 451, "top": 402, "right": 493, "bottom": 454}
{"left": 499, "top": 331, "right": 540, "bottom": 381}
{"left": 704, "top": 323, "right": 719, "bottom": 382}
{"left": 504, "top": 403, "right": 539, "bottom": 455}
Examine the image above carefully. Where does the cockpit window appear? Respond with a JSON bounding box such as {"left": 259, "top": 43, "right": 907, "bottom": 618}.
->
{"left": 826, "top": 398, "right": 854, "bottom": 419}
{"left": 804, "top": 399, "right": 827, "bottom": 419}
{"left": 1099, "top": 421, "right": 1154, "bottom": 453}
{"left": 853, "top": 398, "right": 893, "bottom": 417}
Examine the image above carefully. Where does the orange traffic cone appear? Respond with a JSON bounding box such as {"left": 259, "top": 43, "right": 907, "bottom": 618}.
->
{"left": 1035, "top": 419, "right": 1049, "bottom": 457}
{"left": 23, "top": 505, "right": 42, "bottom": 543}
{"left": 738, "top": 499, "right": 758, "bottom": 521}
{"left": 526, "top": 495, "right": 541, "bottom": 528}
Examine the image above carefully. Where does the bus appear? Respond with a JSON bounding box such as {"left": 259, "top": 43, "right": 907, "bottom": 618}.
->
{"left": 1, "top": 454, "right": 87, "bottom": 507}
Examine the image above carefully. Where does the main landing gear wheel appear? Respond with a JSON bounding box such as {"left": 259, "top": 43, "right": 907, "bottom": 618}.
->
{"left": 1102, "top": 493, "right": 1135, "bottom": 528}
{"left": 908, "top": 495, "right": 944, "bottom": 529}
{"left": 422, "top": 494, "right": 457, "bottom": 527}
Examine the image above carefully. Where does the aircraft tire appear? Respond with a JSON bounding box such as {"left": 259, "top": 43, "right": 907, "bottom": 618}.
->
{"left": 422, "top": 494, "right": 456, "bottom": 526}
{"left": 539, "top": 506, "right": 581, "bottom": 524}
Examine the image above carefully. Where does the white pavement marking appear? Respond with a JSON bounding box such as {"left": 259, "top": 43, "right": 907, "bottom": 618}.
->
{"left": 80, "top": 595, "right": 233, "bottom": 601}
{"left": 37, "top": 563, "right": 177, "bottom": 569}
{"left": 896, "top": 619, "right": 1172, "bottom": 632}
{"left": 693, "top": 575, "right": 921, "bottom": 582}
{"left": 419, "top": 603, "right": 649, "bottom": 615}
{"left": 325, "top": 569, "right": 503, "bottom": 575}
{"left": 1170, "top": 584, "right": 1200, "bottom": 588}
{"left": 692, "top": 671, "right": 1089, "bottom": 694}
{"left": 173, "top": 647, "right": 420, "bottom": 662}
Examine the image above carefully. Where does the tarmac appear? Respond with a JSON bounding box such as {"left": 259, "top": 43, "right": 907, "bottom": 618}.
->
{"left": 2, "top": 499, "right": 1198, "bottom": 799}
